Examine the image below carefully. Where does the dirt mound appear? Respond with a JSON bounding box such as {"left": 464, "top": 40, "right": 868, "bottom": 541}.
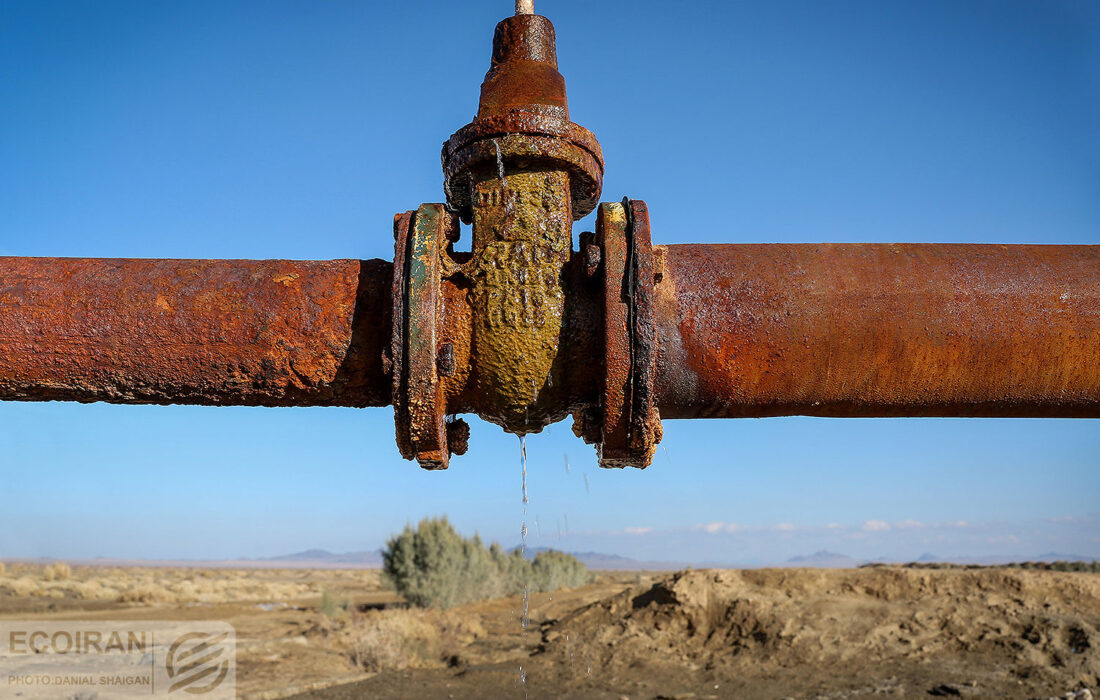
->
{"left": 539, "top": 568, "right": 1100, "bottom": 698}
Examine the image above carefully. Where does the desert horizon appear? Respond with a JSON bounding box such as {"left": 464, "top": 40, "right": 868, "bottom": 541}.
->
{"left": 2, "top": 554, "right": 1098, "bottom": 699}
{"left": 4, "top": 546, "right": 1100, "bottom": 572}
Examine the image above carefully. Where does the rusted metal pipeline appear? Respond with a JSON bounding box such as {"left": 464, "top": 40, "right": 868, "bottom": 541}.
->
{"left": 2, "top": 244, "right": 1096, "bottom": 417}
{"left": 653, "top": 244, "right": 1100, "bottom": 420}
{"left": 0, "top": 257, "right": 392, "bottom": 407}
{"left": 1, "top": 10, "right": 1097, "bottom": 470}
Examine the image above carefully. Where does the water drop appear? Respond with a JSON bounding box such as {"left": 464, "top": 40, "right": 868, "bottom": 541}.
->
{"left": 521, "top": 436, "right": 529, "bottom": 505}
{"left": 493, "top": 139, "right": 506, "bottom": 187}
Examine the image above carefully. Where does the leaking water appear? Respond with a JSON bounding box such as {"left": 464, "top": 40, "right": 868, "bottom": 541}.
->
{"left": 520, "top": 436, "right": 530, "bottom": 628}
{"left": 521, "top": 436, "right": 529, "bottom": 506}
{"left": 519, "top": 435, "right": 530, "bottom": 696}
{"left": 493, "top": 138, "right": 507, "bottom": 188}
{"left": 514, "top": 433, "right": 597, "bottom": 693}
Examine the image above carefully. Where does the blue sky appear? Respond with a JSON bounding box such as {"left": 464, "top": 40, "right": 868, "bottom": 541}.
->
{"left": 1, "top": 0, "right": 1097, "bottom": 564}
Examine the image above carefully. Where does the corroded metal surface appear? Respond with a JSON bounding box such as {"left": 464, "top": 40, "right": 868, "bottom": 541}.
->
{"left": 0, "top": 256, "right": 391, "bottom": 407}
{"left": 585, "top": 201, "right": 662, "bottom": 468}
{"left": 1, "top": 243, "right": 1097, "bottom": 456}
{"left": 623, "top": 201, "right": 662, "bottom": 462}
{"left": 443, "top": 113, "right": 603, "bottom": 223}
{"left": 467, "top": 169, "right": 572, "bottom": 434}
{"left": 422, "top": 10, "right": 602, "bottom": 444}
{"left": 654, "top": 244, "right": 1100, "bottom": 418}
{"left": 391, "top": 205, "right": 466, "bottom": 468}
{"left": 441, "top": 14, "right": 604, "bottom": 224}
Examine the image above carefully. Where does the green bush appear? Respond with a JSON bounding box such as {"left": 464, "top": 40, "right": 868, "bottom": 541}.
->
{"left": 531, "top": 549, "right": 588, "bottom": 592}
{"left": 382, "top": 517, "right": 589, "bottom": 609}
{"left": 319, "top": 589, "right": 351, "bottom": 617}
{"left": 489, "top": 542, "right": 530, "bottom": 596}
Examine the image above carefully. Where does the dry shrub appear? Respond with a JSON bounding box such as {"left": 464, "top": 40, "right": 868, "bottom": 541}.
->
{"left": 347, "top": 609, "right": 485, "bottom": 672}
{"left": 118, "top": 583, "right": 176, "bottom": 604}
{"left": 319, "top": 589, "right": 351, "bottom": 617}
{"left": 0, "top": 577, "right": 42, "bottom": 597}
{"left": 40, "top": 562, "right": 72, "bottom": 582}
{"left": 66, "top": 580, "right": 117, "bottom": 601}
{"left": 383, "top": 516, "right": 589, "bottom": 609}
{"left": 2, "top": 565, "right": 346, "bottom": 606}
{"left": 0, "top": 561, "right": 5, "bottom": 577}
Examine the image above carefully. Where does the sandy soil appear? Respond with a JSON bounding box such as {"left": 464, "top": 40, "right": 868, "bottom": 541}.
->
{"left": 292, "top": 567, "right": 1100, "bottom": 700}
{"left": 1, "top": 564, "right": 1096, "bottom": 699}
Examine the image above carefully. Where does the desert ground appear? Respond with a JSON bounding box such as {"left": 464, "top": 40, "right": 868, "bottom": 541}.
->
{"left": 0, "top": 562, "right": 1097, "bottom": 699}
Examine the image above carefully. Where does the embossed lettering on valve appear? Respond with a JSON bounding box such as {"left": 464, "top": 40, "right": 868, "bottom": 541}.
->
{"left": 470, "top": 169, "right": 572, "bottom": 433}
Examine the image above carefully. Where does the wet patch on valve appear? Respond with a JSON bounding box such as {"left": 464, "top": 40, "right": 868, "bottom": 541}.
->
{"left": 469, "top": 170, "right": 572, "bottom": 434}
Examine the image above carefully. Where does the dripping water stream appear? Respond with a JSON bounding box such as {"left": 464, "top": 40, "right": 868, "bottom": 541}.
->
{"left": 520, "top": 435, "right": 529, "bottom": 698}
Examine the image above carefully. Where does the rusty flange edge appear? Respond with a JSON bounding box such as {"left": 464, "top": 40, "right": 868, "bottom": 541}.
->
{"left": 442, "top": 115, "right": 604, "bottom": 224}
{"left": 581, "top": 200, "right": 662, "bottom": 468}
{"left": 392, "top": 204, "right": 468, "bottom": 469}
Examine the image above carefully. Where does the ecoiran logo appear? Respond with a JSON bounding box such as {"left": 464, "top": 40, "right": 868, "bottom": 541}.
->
{"left": 0, "top": 621, "right": 235, "bottom": 699}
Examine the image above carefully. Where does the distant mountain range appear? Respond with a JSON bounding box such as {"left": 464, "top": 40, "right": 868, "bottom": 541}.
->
{"left": 4, "top": 549, "right": 1094, "bottom": 571}
{"left": 258, "top": 549, "right": 383, "bottom": 567}
{"left": 522, "top": 547, "right": 691, "bottom": 571}
{"left": 785, "top": 550, "right": 862, "bottom": 568}
{"left": 260, "top": 547, "right": 1093, "bottom": 571}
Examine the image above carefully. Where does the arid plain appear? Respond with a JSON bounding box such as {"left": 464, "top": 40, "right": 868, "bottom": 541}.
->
{"left": 1, "top": 562, "right": 1097, "bottom": 699}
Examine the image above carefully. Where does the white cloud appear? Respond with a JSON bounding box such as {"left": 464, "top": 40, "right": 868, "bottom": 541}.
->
{"left": 862, "top": 520, "right": 891, "bottom": 532}
{"left": 622, "top": 526, "right": 653, "bottom": 536}
{"left": 691, "top": 521, "right": 743, "bottom": 534}
{"left": 825, "top": 522, "right": 843, "bottom": 530}
{"left": 774, "top": 523, "right": 796, "bottom": 532}
{"left": 896, "top": 519, "right": 923, "bottom": 529}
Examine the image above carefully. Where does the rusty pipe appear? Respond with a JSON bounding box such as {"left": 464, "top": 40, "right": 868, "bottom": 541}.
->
{"left": 2, "top": 244, "right": 1096, "bottom": 424}
{"left": 654, "top": 243, "right": 1100, "bottom": 419}
{"left": 0, "top": 257, "right": 392, "bottom": 407}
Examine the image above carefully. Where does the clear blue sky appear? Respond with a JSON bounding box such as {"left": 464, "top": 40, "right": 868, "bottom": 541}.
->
{"left": 1, "top": 0, "right": 1097, "bottom": 564}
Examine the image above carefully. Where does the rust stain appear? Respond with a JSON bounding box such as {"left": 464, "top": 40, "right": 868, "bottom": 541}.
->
{"left": 467, "top": 170, "right": 572, "bottom": 433}
{"left": 431, "top": 11, "right": 602, "bottom": 438}
{"left": 0, "top": 257, "right": 392, "bottom": 407}
{"left": 654, "top": 244, "right": 1100, "bottom": 418}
